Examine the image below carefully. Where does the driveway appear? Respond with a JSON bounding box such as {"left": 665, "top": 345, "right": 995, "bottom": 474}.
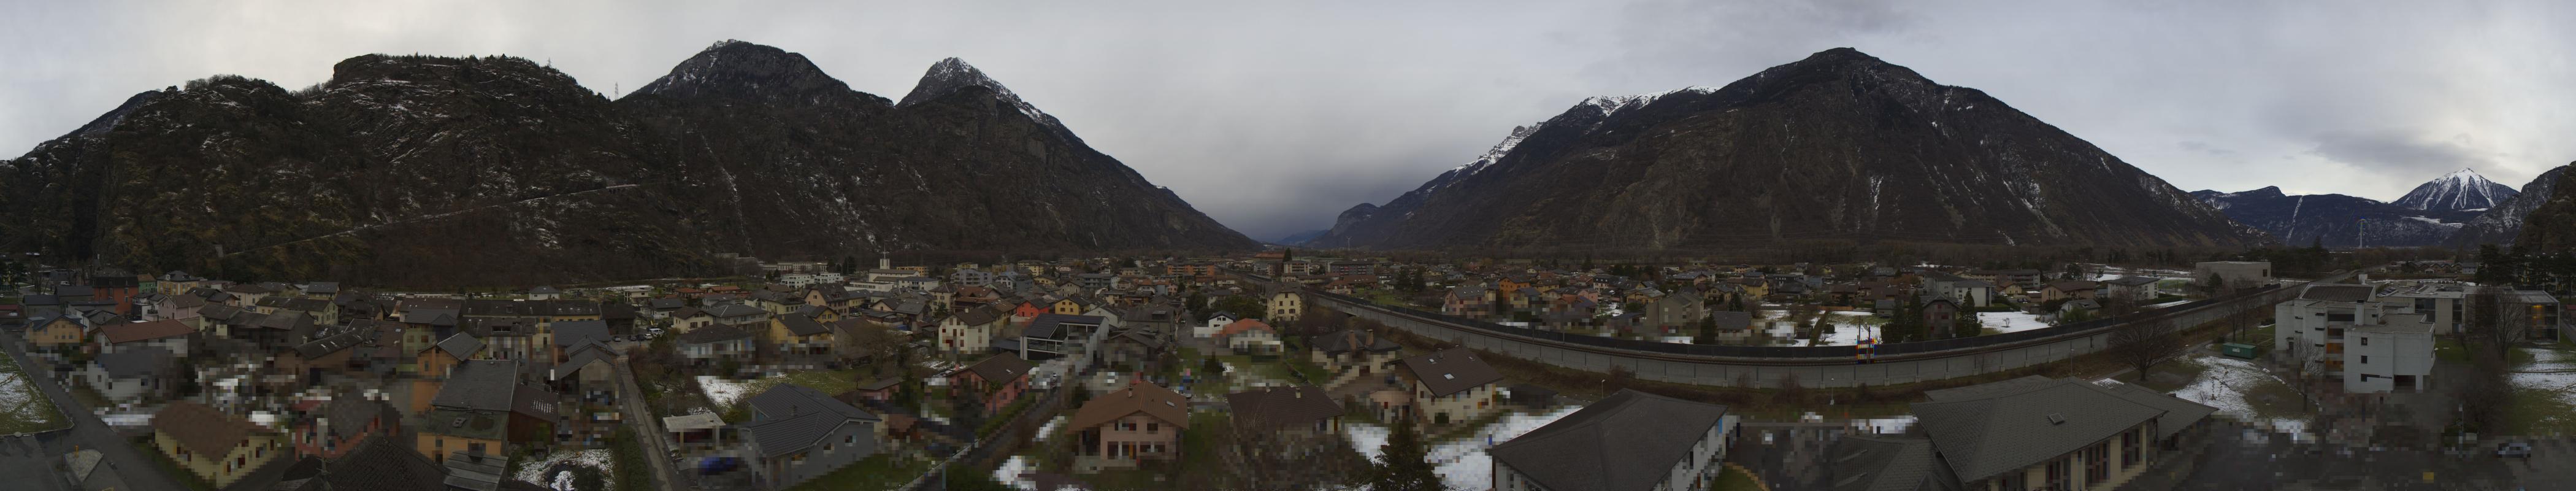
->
{"left": 613, "top": 355, "right": 685, "bottom": 491}
{"left": 0, "top": 337, "right": 188, "bottom": 491}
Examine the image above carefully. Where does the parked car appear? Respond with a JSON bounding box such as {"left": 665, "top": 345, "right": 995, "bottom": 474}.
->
{"left": 2497, "top": 441, "right": 2533, "bottom": 458}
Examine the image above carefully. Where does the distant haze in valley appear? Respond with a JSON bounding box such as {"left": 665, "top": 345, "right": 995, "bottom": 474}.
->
{"left": 8, "top": 1, "right": 2576, "bottom": 240}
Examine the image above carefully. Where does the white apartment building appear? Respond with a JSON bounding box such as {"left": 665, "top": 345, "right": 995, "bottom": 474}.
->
{"left": 2274, "top": 282, "right": 2432, "bottom": 393}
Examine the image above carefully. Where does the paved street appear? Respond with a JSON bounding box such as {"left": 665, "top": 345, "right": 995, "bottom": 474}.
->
{"left": 613, "top": 355, "right": 685, "bottom": 491}
{"left": 0, "top": 337, "right": 186, "bottom": 491}
{"left": 2177, "top": 423, "right": 2518, "bottom": 491}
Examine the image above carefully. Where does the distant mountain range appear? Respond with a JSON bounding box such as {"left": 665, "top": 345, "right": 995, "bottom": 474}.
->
{"left": 2188, "top": 166, "right": 2568, "bottom": 250}
{"left": 0, "top": 41, "right": 1255, "bottom": 287}
{"left": 1311, "top": 48, "right": 2265, "bottom": 252}
{"left": 1273, "top": 229, "right": 1329, "bottom": 246}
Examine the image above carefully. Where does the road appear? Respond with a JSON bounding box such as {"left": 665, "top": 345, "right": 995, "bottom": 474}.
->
{"left": 0, "top": 336, "right": 186, "bottom": 491}
{"left": 612, "top": 355, "right": 685, "bottom": 491}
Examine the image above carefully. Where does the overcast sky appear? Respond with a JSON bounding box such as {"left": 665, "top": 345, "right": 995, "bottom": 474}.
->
{"left": 7, "top": 1, "right": 2575, "bottom": 241}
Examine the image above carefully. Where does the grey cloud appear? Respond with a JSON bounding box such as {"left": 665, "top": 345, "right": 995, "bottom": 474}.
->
{"left": 2308, "top": 130, "right": 2496, "bottom": 177}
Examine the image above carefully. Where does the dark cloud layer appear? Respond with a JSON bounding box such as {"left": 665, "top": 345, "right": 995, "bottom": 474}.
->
{"left": 6, "top": 1, "right": 2574, "bottom": 239}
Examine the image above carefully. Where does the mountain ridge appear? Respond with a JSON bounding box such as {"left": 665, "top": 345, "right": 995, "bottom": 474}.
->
{"left": 1312, "top": 48, "right": 2266, "bottom": 252}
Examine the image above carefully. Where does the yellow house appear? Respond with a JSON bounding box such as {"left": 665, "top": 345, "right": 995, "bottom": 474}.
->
{"left": 1733, "top": 278, "right": 1769, "bottom": 299}
{"left": 767, "top": 314, "right": 837, "bottom": 357}
{"left": 27, "top": 315, "right": 90, "bottom": 350}
{"left": 416, "top": 409, "right": 508, "bottom": 465}
{"left": 153, "top": 401, "right": 284, "bottom": 488}
{"left": 1052, "top": 298, "right": 1090, "bottom": 315}
{"left": 1267, "top": 291, "right": 1305, "bottom": 323}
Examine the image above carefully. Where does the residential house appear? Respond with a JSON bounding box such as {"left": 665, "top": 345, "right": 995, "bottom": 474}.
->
{"left": 1310, "top": 329, "right": 1403, "bottom": 376}
{"left": 1490, "top": 389, "right": 1737, "bottom": 491}
{"left": 1268, "top": 290, "right": 1306, "bottom": 323}
{"left": 741, "top": 384, "right": 884, "bottom": 490}
{"left": 1226, "top": 385, "right": 1344, "bottom": 435}
{"left": 1194, "top": 312, "right": 1238, "bottom": 340}
{"left": 1885, "top": 376, "right": 2217, "bottom": 490}
{"left": 96, "top": 319, "right": 196, "bottom": 357}
{"left": 1019, "top": 314, "right": 1108, "bottom": 361}
{"left": 417, "top": 360, "right": 546, "bottom": 463}
{"left": 79, "top": 346, "right": 178, "bottom": 403}
{"left": 767, "top": 314, "right": 836, "bottom": 359}
{"left": 678, "top": 325, "right": 756, "bottom": 368}
{"left": 952, "top": 355, "right": 1034, "bottom": 415}
{"left": 2101, "top": 276, "right": 2163, "bottom": 306}
{"left": 937, "top": 306, "right": 1011, "bottom": 358}
{"left": 152, "top": 401, "right": 285, "bottom": 488}
{"left": 1215, "top": 319, "right": 1282, "bottom": 355}
{"left": 1644, "top": 290, "right": 1706, "bottom": 333}
{"left": 290, "top": 397, "right": 399, "bottom": 460}
{"left": 1070, "top": 382, "right": 1191, "bottom": 471}
{"left": 26, "top": 314, "right": 93, "bottom": 352}
{"left": 1390, "top": 347, "right": 1505, "bottom": 425}
{"left": 2042, "top": 281, "right": 2099, "bottom": 303}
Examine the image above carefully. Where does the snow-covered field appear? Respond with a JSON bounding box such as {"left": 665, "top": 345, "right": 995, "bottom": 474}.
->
{"left": 2510, "top": 348, "right": 2576, "bottom": 406}
{"left": 697, "top": 376, "right": 756, "bottom": 408}
{"left": 2166, "top": 354, "right": 2309, "bottom": 438}
{"left": 513, "top": 449, "right": 615, "bottom": 491}
{"left": 1344, "top": 404, "right": 1584, "bottom": 491}
{"left": 1980, "top": 311, "right": 2050, "bottom": 334}
{"left": 0, "top": 358, "right": 64, "bottom": 433}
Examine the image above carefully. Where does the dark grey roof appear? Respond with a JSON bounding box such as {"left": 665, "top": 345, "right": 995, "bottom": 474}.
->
{"left": 435, "top": 333, "right": 483, "bottom": 359}
{"left": 963, "top": 354, "right": 1033, "bottom": 384}
{"left": 431, "top": 360, "right": 520, "bottom": 412}
{"left": 2099, "top": 382, "right": 2217, "bottom": 439}
{"left": 321, "top": 436, "right": 447, "bottom": 491}
{"left": 97, "top": 347, "right": 172, "bottom": 379}
{"left": 678, "top": 325, "right": 753, "bottom": 344}
{"left": 442, "top": 450, "right": 507, "bottom": 491}
{"left": 1312, "top": 329, "right": 1400, "bottom": 355}
{"left": 1395, "top": 347, "right": 1504, "bottom": 397}
{"left": 704, "top": 304, "right": 767, "bottom": 318}
{"left": 1911, "top": 378, "right": 2167, "bottom": 482}
{"left": 743, "top": 411, "right": 856, "bottom": 457}
{"left": 1024, "top": 314, "right": 1103, "bottom": 339}
{"left": 649, "top": 298, "right": 686, "bottom": 310}
{"left": 746, "top": 384, "right": 879, "bottom": 423}
{"left": 2300, "top": 284, "right": 2374, "bottom": 303}
{"left": 1825, "top": 436, "right": 1952, "bottom": 491}
{"left": 2104, "top": 276, "right": 2161, "bottom": 287}
{"left": 1489, "top": 389, "right": 1730, "bottom": 491}
{"left": 551, "top": 344, "right": 618, "bottom": 381}
{"left": 1922, "top": 376, "right": 2057, "bottom": 401}
{"left": 319, "top": 397, "right": 393, "bottom": 439}
{"left": 1225, "top": 385, "right": 1344, "bottom": 430}
{"left": 1709, "top": 311, "right": 1754, "bottom": 330}
{"left": 550, "top": 320, "right": 611, "bottom": 347}
{"left": 293, "top": 328, "right": 369, "bottom": 359}
{"left": 778, "top": 315, "right": 830, "bottom": 336}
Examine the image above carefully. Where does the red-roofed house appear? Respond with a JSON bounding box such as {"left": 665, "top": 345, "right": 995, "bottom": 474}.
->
{"left": 1214, "top": 319, "right": 1281, "bottom": 355}
{"left": 96, "top": 319, "right": 196, "bottom": 357}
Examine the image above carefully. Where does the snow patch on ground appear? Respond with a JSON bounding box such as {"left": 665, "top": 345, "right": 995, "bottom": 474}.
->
{"left": 697, "top": 376, "right": 757, "bottom": 408}
{"left": 1343, "top": 405, "right": 1585, "bottom": 491}
{"left": 512, "top": 449, "right": 615, "bottom": 491}
{"left": 2510, "top": 348, "right": 2576, "bottom": 407}
{"left": 1980, "top": 311, "right": 2050, "bottom": 333}
{"left": 2168, "top": 354, "right": 2312, "bottom": 439}
{"left": 995, "top": 455, "right": 1036, "bottom": 490}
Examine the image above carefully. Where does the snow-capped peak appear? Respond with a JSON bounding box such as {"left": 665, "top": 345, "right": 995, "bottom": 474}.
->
{"left": 898, "top": 57, "right": 1062, "bottom": 130}
{"left": 2393, "top": 167, "right": 2518, "bottom": 212}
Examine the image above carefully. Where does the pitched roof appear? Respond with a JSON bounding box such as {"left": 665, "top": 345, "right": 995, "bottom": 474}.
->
{"left": 550, "top": 320, "right": 611, "bottom": 347}
{"left": 746, "top": 384, "right": 880, "bottom": 423}
{"left": 1214, "top": 319, "right": 1276, "bottom": 339}
{"left": 743, "top": 411, "right": 859, "bottom": 457}
{"left": 1910, "top": 377, "right": 2168, "bottom": 482}
{"left": 153, "top": 401, "right": 266, "bottom": 456}
{"left": 101, "top": 319, "right": 195, "bottom": 344}
{"left": 778, "top": 315, "right": 830, "bottom": 336}
{"left": 2103, "top": 276, "right": 2161, "bottom": 287}
{"left": 1488, "top": 389, "right": 1731, "bottom": 491}
{"left": 551, "top": 344, "right": 619, "bottom": 381}
{"left": 678, "top": 324, "right": 753, "bottom": 344}
{"left": 962, "top": 354, "right": 1033, "bottom": 384}
{"left": 1825, "top": 436, "right": 1949, "bottom": 491}
{"left": 1394, "top": 347, "right": 1505, "bottom": 397}
{"left": 1025, "top": 314, "right": 1103, "bottom": 339}
{"left": 321, "top": 436, "right": 449, "bottom": 491}
{"left": 1068, "top": 382, "right": 1190, "bottom": 431}
{"left": 434, "top": 333, "right": 483, "bottom": 359}
{"left": 2098, "top": 382, "right": 2217, "bottom": 439}
{"left": 431, "top": 360, "right": 521, "bottom": 412}
{"left": 318, "top": 397, "right": 395, "bottom": 439}
{"left": 97, "top": 347, "right": 172, "bottom": 379}
{"left": 1225, "top": 385, "right": 1343, "bottom": 430}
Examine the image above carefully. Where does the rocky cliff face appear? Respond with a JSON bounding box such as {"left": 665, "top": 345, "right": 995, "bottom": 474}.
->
{"left": 2509, "top": 165, "right": 2576, "bottom": 250}
{"left": 1312, "top": 48, "right": 2266, "bottom": 252}
{"left": 2450, "top": 164, "right": 2569, "bottom": 248}
{"left": 2188, "top": 187, "right": 2469, "bottom": 249}
{"left": 0, "top": 41, "right": 1255, "bottom": 287}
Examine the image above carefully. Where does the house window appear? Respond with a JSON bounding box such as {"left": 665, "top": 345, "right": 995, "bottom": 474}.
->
{"left": 1146, "top": 423, "right": 1158, "bottom": 433}
{"left": 2361, "top": 355, "right": 2369, "bottom": 364}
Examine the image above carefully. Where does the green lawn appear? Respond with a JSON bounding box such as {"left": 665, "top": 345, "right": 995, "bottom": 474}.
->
{"left": 608, "top": 428, "right": 654, "bottom": 491}
{"left": 0, "top": 349, "right": 67, "bottom": 434}
{"left": 133, "top": 436, "right": 217, "bottom": 491}
{"left": 784, "top": 454, "right": 933, "bottom": 491}
{"left": 1711, "top": 465, "right": 1764, "bottom": 491}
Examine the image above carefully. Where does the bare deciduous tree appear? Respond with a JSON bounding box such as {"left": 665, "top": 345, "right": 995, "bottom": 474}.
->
{"left": 2108, "top": 317, "right": 2185, "bottom": 382}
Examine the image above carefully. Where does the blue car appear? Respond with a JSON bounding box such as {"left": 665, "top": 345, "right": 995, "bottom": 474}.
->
{"left": 697, "top": 457, "right": 743, "bottom": 474}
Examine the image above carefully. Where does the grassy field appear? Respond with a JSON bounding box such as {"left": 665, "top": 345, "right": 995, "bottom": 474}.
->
{"left": 783, "top": 454, "right": 932, "bottom": 491}
{"left": 1711, "top": 465, "right": 1765, "bottom": 491}
{"left": 0, "top": 349, "right": 67, "bottom": 435}
{"left": 2506, "top": 388, "right": 2576, "bottom": 435}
